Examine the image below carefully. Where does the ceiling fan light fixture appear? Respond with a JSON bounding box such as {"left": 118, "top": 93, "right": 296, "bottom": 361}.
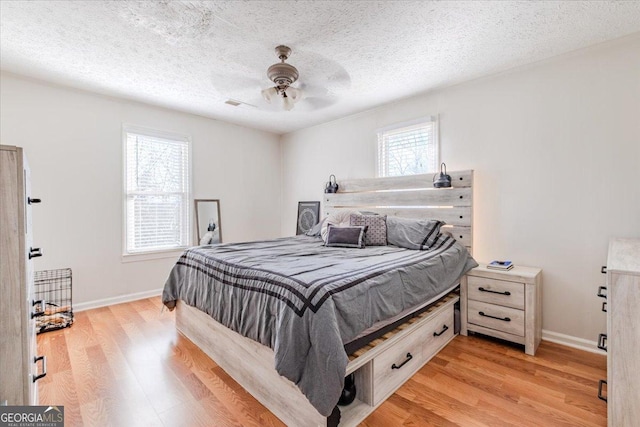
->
{"left": 283, "top": 95, "right": 295, "bottom": 111}
{"left": 261, "top": 87, "right": 278, "bottom": 103}
{"left": 284, "top": 86, "right": 302, "bottom": 103}
{"left": 262, "top": 45, "right": 303, "bottom": 111}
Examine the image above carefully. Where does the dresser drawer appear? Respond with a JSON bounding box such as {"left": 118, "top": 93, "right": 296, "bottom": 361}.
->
{"left": 468, "top": 300, "right": 524, "bottom": 336}
{"left": 468, "top": 276, "right": 524, "bottom": 309}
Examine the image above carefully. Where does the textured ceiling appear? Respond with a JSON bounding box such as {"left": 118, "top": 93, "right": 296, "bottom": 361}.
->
{"left": 2, "top": 1, "right": 640, "bottom": 135}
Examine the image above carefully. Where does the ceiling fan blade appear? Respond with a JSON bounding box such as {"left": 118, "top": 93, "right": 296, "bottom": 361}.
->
{"left": 292, "top": 50, "right": 351, "bottom": 95}
{"left": 296, "top": 96, "right": 338, "bottom": 112}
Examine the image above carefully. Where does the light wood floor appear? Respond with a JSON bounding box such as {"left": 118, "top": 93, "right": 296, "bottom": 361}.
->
{"left": 37, "top": 296, "right": 607, "bottom": 426}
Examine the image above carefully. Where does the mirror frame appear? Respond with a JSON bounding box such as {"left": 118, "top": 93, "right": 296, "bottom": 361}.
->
{"left": 194, "top": 199, "right": 222, "bottom": 245}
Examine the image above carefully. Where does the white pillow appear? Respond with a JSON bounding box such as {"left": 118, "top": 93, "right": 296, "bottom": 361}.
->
{"left": 321, "top": 209, "right": 361, "bottom": 242}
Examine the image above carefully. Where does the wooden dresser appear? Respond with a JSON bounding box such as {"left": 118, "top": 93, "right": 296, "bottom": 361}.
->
{"left": 0, "top": 145, "right": 45, "bottom": 405}
{"left": 605, "top": 238, "right": 640, "bottom": 426}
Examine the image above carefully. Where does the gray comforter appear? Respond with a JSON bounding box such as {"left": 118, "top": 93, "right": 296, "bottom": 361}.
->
{"left": 162, "top": 234, "right": 477, "bottom": 416}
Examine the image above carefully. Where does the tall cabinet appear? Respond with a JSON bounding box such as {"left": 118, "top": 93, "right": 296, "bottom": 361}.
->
{"left": 606, "top": 238, "right": 640, "bottom": 426}
{"left": 0, "top": 145, "right": 45, "bottom": 405}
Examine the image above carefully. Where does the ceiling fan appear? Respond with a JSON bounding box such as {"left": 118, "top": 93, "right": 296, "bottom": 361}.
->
{"left": 211, "top": 44, "right": 350, "bottom": 112}
{"left": 261, "top": 45, "right": 303, "bottom": 111}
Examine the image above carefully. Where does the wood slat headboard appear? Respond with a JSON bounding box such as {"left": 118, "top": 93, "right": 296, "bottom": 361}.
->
{"left": 323, "top": 170, "right": 473, "bottom": 253}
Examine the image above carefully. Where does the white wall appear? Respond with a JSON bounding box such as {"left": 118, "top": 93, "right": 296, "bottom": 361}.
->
{"left": 0, "top": 72, "right": 282, "bottom": 306}
{"left": 281, "top": 35, "right": 640, "bottom": 345}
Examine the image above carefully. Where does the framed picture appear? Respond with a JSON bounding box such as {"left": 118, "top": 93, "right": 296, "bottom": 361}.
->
{"left": 296, "top": 201, "right": 321, "bottom": 235}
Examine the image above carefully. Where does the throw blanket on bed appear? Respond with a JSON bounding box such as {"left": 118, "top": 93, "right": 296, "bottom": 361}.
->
{"left": 162, "top": 234, "right": 477, "bottom": 416}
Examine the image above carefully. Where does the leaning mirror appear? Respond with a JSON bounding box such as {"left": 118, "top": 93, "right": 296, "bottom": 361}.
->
{"left": 195, "top": 199, "right": 222, "bottom": 245}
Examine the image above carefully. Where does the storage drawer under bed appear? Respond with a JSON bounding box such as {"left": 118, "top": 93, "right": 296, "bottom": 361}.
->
{"left": 372, "top": 304, "right": 454, "bottom": 404}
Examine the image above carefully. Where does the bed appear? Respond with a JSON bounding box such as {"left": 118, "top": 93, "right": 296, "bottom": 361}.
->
{"left": 163, "top": 171, "right": 475, "bottom": 426}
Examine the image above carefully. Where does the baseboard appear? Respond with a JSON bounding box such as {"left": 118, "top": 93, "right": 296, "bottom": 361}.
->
{"left": 74, "top": 288, "right": 163, "bottom": 312}
{"left": 542, "top": 330, "right": 606, "bottom": 355}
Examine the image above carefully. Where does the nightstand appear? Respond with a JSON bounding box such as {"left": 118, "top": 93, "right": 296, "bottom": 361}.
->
{"left": 461, "top": 264, "right": 542, "bottom": 356}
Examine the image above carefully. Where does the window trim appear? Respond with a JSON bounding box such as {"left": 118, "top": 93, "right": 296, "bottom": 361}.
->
{"left": 121, "top": 124, "right": 192, "bottom": 260}
{"left": 375, "top": 115, "right": 440, "bottom": 178}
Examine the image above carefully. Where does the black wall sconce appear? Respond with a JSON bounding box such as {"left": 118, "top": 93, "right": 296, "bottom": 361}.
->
{"left": 324, "top": 174, "right": 339, "bottom": 193}
{"left": 433, "top": 163, "right": 452, "bottom": 188}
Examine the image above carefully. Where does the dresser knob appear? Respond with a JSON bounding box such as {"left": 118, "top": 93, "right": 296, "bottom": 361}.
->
{"left": 33, "top": 355, "right": 47, "bottom": 382}
{"left": 597, "top": 333, "right": 607, "bottom": 352}
{"left": 598, "top": 379, "right": 607, "bottom": 402}
{"left": 29, "top": 247, "right": 43, "bottom": 259}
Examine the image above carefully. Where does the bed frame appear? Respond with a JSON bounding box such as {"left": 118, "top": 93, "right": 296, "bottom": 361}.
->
{"left": 176, "top": 171, "right": 474, "bottom": 426}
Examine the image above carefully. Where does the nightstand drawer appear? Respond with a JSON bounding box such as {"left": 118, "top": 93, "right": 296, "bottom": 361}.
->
{"left": 468, "top": 300, "right": 524, "bottom": 336}
{"left": 468, "top": 276, "right": 524, "bottom": 309}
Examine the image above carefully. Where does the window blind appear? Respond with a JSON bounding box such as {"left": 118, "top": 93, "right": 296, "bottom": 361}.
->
{"left": 124, "top": 131, "right": 190, "bottom": 253}
{"left": 377, "top": 118, "right": 438, "bottom": 177}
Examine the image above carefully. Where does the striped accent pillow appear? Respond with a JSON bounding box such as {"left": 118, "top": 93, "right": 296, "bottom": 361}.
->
{"left": 386, "top": 216, "right": 445, "bottom": 250}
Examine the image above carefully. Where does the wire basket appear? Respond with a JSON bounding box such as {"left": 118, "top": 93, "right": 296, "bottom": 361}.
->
{"left": 33, "top": 268, "right": 74, "bottom": 333}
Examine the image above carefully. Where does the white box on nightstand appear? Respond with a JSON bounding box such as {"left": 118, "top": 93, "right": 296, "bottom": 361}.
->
{"left": 461, "top": 264, "right": 542, "bottom": 356}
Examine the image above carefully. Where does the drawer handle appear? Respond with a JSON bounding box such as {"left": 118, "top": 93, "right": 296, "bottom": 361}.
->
{"left": 478, "top": 287, "right": 511, "bottom": 296}
{"left": 597, "top": 333, "right": 607, "bottom": 352}
{"left": 601, "top": 301, "right": 607, "bottom": 313}
{"left": 33, "top": 355, "right": 47, "bottom": 382}
{"left": 31, "top": 299, "right": 46, "bottom": 319}
{"left": 597, "top": 286, "right": 607, "bottom": 299}
{"left": 28, "top": 197, "right": 42, "bottom": 204}
{"left": 433, "top": 325, "right": 449, "bottom": 337}
{"left": 601, "top": 266, "right": 607, "bottom": 274}
{"left": 391, "top": 352, "right": 413, "bottom": 370}
{"left": 598, "top": 379, "right": 607, "bottom": 402}
{"left": 479, "top": 311, "right": 510, "bottom": 322}
{"left": 29, "top": 247, "right": 43, "bottom": 259}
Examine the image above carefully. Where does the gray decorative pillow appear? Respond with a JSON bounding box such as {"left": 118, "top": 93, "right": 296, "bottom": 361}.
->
{"left": 324, "top": 225, "right": 367, "bottom": 248}
{"left": 386, "top": 216, "right": 445, "bottom": 250}
{"left": 350, "top": 213, "right": 387, "bottom": 246}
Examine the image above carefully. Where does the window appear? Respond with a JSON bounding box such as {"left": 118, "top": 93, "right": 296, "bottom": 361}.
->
{"left": 376, "top": 116, "right": 439, "bottom": 177}
{"left": 123, "top": 126, "right": 190, "bottom": 255}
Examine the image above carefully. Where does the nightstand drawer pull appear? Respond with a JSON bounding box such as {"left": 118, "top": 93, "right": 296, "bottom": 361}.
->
{"left": 597, "top": 333, "right": 607, "bottom": 352}
{"left": 598, "top": 379, "right": 607, "bottom": 402}
{"left": 433, "top": 325, "right": 449, "bottom": 337}
{"left": 479, "top": 311, "right": 510, "bottom": 322}
{"left": 33, "top": 355, "right": 47, "bottom": 382}
{"left": 391, "top": 353, "right": 413, "bottom": 370}
{"left": 601, "top": 266, "right": 607, "bottom": 274}
{"left": 478, "top": 287, "right": 511, "bottom": 296}
{"left": 602, "top": 301, "right": 607, "bottom": 312}
{"left": 597, "top": 286, "right": 607, "bottom": 299}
